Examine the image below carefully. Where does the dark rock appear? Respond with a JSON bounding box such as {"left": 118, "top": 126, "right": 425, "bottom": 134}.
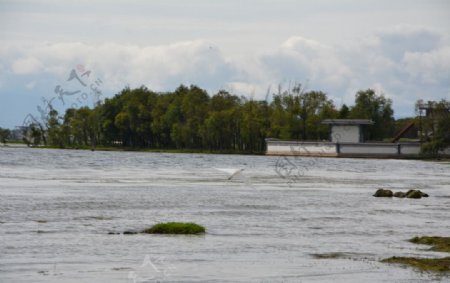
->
{"left": 420, "top": 191, "right": 429, "bottom": 197}
{"left": 108, "top": 232, "right": 120, "bottom": 235}
{"left": 406, "top": 190, "right": 422, "bottom": 199}
{"left": 373, "top": 189, "right": 393, "bottom": 197}
{"left": 393, "top": 191, "right": 406, "bottom": 198}
{"left": 123, "top": 231, "right": 138, "bottom": 235}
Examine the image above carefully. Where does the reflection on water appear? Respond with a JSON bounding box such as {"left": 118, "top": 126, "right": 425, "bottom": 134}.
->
{"left": 0, "top": 147, "right": 449, "bottom": 282}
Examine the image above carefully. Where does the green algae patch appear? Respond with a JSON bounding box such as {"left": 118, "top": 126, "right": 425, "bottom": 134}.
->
{"left": 142, "top": 222, "right": 205, "bottom": 235}
{"left": 409, "top": 236, "right": 450, "bottom": 253}
{"left": 382, "top": 256, "right": 450, "bottom": 273}
{"left": 382, "top": 236, "right": 450, "bottom": 274}
{"left": 310, "top": 252, "right": 349, "bottom": 259}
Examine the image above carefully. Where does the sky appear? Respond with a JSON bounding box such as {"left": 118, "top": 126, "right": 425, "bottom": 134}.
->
{"left": 1, "top": 0, "right": 449, "bottom": 128}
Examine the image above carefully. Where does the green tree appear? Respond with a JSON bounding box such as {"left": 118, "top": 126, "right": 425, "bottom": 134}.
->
{"left": 204, "top": 91, "right": 241, "bottom": 150}
{"left": 418, "top": 99, "right": 450, "bottom": 156}
{"left": 338, "top": 104, "right": 350, "bottom": 118}
{"left": 240, "top": 98, "right": 270, "bottom": 152}
{"left": 349, "top": 89, "right": 394, "bottom": 140}
{"left": 47, "top": 109, "right": 65, "bottom": 147}
{"left": 0, "top": 127, "right": 10, "bottom": 143}
{"left": 180, "top": 85, "right": 210, "bottom": 148}
{"left": 30, "top": 124, "right": 42, "bottom": 146}
{"left": 151, "top": 92, "right": 177, "bottom": 148}
{"left": 269, "top": 84, "right": 337, "bottom": 140}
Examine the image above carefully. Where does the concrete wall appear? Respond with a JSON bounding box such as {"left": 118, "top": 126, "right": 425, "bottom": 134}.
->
{"left": 266, "top": 141, "right": 337, "bottom": 156}
{"left": 339, "top": 143, "right": 399, "bottom": 155}
{"left": 331, "top": 125, "right": 360, "bottom": 143}
{"left": 266, "top": 140, "right": 427, "bottom": 158}
{"left": 400, "top": 144, "right": 421, "bottom": 155}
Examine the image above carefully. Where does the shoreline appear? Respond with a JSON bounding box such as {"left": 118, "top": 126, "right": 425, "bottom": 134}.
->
{"left": 3, "top": 143, "right": 450, "bottom": 161}
{"left": 1, "top": 143, "right": 265, "bottom": 156}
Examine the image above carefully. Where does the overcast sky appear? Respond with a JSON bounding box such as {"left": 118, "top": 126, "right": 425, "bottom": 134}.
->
{"left": 1, "top": 0, "right": 449, "bottom": 128}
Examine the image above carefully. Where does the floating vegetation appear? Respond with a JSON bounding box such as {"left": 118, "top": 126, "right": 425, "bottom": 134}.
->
{"left": 310, "top": 252, "right": 349, "bottom": 259}
{"left": 142, "top": 222, "right": 206, "bottom": 235}
{"left": 382, "top": 236, "right": 450, "bottom": 273}
{"left": 382, "top": 257, "right": 450, "bottom": 273}
{"left": 410, "top": 236, "right": 450, "bottom": 253}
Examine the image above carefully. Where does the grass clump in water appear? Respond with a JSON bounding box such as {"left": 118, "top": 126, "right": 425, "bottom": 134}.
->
{"left": 142, "top": 222, "right": 205, "bottom": 235}
{"left": 382, "top": 257, "right": 450, "bottom": 273}
{"left": 409, "top": 236, "right": 450, "bottom": 253}
{"left": 382, "top": 236, "right": 450, "bottom": 274}
{"left": 310, "top": 252, "right": 349, "bottom": 259}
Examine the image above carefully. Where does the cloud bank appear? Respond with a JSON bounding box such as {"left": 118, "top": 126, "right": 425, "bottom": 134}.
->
{"left": 1, "top": 25, "right": 449, "bottom": 127}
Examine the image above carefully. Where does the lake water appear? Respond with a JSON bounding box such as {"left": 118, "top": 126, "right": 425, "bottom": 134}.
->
{"left": 1, "top": 147, "right": 449, "bottom": 282}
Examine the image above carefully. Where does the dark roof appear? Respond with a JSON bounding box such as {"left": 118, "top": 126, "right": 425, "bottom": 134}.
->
{"left": 321, "top": 119, "right": 374, "bottom": 125}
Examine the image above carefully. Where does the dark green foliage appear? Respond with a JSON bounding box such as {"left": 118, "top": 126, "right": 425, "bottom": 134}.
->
{"left": 42, "top": 84, "right": 341, "bottom": 151}
{"left": 142, "top": 222, "right": 206, "bottom": 235}
{"left": 419, "top": 99, "right": 450, "bottom": 156}
{"left": 349, "top": 89, "right": 395, "bottom": 141}
{"left": 338, "top": 104, "right": 350, "bottom": 118}
{"left": 382, "top": 236, "right": 450, "bottom": 273}
{"left": 45, "top": 84, "right": 449, "bottom": 151}
{"left": 410, "top": 236, "right": 450, "bottom": 253}
{"left": 0, "top": 127, "right": 10, "bottom": 143}
{"left": 382, "top": 256, "right": 450, "bottom": 273}
{"left": 267, "top": 84, "right": 338, "bottom": 141}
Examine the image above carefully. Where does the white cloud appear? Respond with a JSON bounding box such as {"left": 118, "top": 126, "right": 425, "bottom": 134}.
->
{"left": 11, "top": 57, "right": 43, "bottom": 74}
{"left": 403, "top": 47, "right": 450, "bottom": 84}
{"left": 1, "top": 24, "right": 449, "bottom": 122}
{"left": 1, "top": 1, "right": 449, "bottom": 128}
{"left": 260, "top": 36, "right": 353, "bottom": 94}
{"left": 3, "top": 40, "right": 236, "bottom": 92}
{"left": 375, "top": 25, "right": 442, "bottom": 61}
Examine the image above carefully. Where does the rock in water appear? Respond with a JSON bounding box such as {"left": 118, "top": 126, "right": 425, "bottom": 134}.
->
{"left": 373, "top": 189, "right": 393, "bottom": 197}
{"left": 406, "top": 190, "right": 422, "bottom": 199}
{"left": 393, "top": 191, "right": 406, "bottom": 198}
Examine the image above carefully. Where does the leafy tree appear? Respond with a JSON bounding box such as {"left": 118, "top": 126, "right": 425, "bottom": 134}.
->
{"left": 0, "top": 127, "right": 10, "bottom": 143}
{"left": 349, "top": 89, "right": 394, "bottom": 140}
{"left": 47, "top": 109, "right": 65, "bottom": 147}
{"left": 269, "top": 84, "right": 337, "bottom": 140}
{"left": 30, "top": 124, "right": 42, "bottom": 146}
{"left": 417, "top": 99, "right": 450, "bottom": 156}
{"left": 240, "top": 99, "right": 269, "bottom": 152}
{"left": 338, "top": 104, "right": 350, "bottom": 118}
{"left": 180, "top": 85, "right": 210, "bottom": 148}
{"left": 204, "top": 91, "right": 241, "bottom": 150}
{"left": 42, "top": 84, "right": 410, "bottom": 153}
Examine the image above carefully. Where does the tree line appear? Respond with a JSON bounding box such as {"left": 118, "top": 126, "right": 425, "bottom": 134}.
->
{"left": 415, "top": 99, "right": 450, "bottom": 155}
{"left": 11, "top": 84, "right": 399, "bottom": 153}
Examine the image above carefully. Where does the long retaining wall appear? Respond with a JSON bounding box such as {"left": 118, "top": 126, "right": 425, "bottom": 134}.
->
{"left": 266, "top": 141, "right": 338, "bottom": 157}
{"left": 265, "top": 140, "right": 448, "bottom": 158}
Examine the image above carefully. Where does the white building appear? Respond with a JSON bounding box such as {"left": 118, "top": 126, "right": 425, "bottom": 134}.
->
{"left": 321, "top": 119, "right": 373, "bottom": 143}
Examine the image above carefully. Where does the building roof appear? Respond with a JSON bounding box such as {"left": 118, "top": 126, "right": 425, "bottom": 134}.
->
{"left": 321, "top": 119, "right": 374, "bottom": 125}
